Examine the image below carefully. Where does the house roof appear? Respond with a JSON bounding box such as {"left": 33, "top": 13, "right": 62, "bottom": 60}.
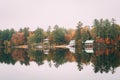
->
{"left": 84, "top": 40, "right": 94, "bottom": 44}
{"left": 44, "top": 39, "right": 49, "bottom": 41}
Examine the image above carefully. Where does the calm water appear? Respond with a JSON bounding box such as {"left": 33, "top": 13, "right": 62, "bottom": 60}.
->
{"left": 0, "top": 47, "right": 120, "bottom": 80}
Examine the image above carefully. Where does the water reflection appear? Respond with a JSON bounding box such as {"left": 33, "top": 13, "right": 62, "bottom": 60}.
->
{"left": 92, "top": 47, "right": 120, "bottom": 74}
{"left": 0, "top": 47, "right": 120, "bottom": 74}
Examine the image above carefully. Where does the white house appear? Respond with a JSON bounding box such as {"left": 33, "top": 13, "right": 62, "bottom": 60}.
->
{"left": 43, "top": 39, "right": 49, "bottom": 44}
{"left": 69, "top": 40, "right": 75, "bottom": 47}
{"left": 84, "top": 40, "right": 94, "bottom": 53}
{"left": 84, "top": 40, "right": 94, "bottom": 47}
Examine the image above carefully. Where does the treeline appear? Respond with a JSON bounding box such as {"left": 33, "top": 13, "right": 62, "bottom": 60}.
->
{"left": 0, "top": 18, "right": 120, "bottom": 47}
{"left": 92, "top": 19, "right": 120, "bottom": 46}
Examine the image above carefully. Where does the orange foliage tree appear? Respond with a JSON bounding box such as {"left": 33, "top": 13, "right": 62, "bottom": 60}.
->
{"left": 11, "top": 32, "right": 25, "bottom": 46}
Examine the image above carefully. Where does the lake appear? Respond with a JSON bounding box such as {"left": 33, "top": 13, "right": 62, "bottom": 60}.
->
{"left": 0, "top": 47, "right": 120, "bottom": 80}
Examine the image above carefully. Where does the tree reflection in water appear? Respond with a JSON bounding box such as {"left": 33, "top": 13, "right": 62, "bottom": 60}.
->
{"left": 0, "top": 47, "right": 120, "bottom": 74}
{"left": 92, "top": 47, "right": 120, "bottom": 74}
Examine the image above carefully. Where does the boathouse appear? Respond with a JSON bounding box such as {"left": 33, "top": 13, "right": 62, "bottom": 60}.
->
{"left": 69, "top": 40, "right": 75, "bottom": 47}
{"left": 84, "top": 40, "right": 94, "bottom": 47}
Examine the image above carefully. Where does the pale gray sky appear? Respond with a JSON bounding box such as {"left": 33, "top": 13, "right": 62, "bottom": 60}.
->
{"left": 0, "top": 0, "right": 120, "bottom": 31}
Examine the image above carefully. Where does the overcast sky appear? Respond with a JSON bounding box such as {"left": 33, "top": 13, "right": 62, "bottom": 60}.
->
{"left": 0, "top": 0, "right": 120, "bottom": 31}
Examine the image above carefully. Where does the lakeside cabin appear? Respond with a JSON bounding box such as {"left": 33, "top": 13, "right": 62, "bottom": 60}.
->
{"left": 84, "top": 40, "right": 94, "bottom": 47}
{"left": 43, "top": 39, "right": 50, "bottom": 48}
{"left": 36, "top": 39, "right": 49, "bottom": 49}
{"left": 69, "top": 40, "right": 75, "bottom": 47}
{"left": 84, "top": 40, "right": 94, "bottom": 53}
{"left": 43, "top": 39, "right": 49, "bottom": 44}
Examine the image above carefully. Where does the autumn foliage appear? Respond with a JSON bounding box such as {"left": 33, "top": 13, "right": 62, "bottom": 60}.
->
{"left": 11, "top": 32, "right": 25, "bottom": 46}
{"left": 0, "top": 19, "right": 120, "bottom": 47}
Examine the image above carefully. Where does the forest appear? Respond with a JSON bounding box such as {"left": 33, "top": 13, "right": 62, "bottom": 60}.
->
{"left": 0, "top": 18, "right": 120, "bottom": 47}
